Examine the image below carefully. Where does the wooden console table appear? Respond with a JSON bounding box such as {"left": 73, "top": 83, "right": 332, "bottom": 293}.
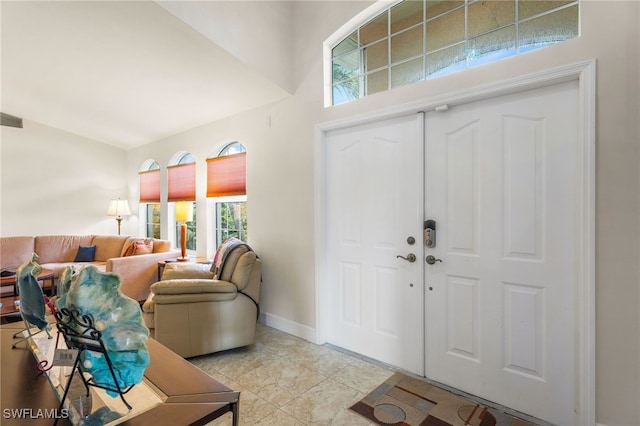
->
{"left": 1, "top": 323, "right": 239, "bottom": 426}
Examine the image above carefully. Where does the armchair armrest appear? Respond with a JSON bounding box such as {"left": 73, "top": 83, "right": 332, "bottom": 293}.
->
{"left": 150, "top": 279, "right": 237, "bottom": 305}
{"left": 151, "top": 279, "right": 236, "bottom": 295}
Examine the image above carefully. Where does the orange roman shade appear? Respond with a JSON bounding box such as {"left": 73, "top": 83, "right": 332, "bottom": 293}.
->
{"left": 139, "top": 169, "right": 160, "bottom": 203}
{"left": 168, "top": 162, "right": 196, "bottom": 202}
{"left": 207, "top": 153, "right": 246, "bottom": 197}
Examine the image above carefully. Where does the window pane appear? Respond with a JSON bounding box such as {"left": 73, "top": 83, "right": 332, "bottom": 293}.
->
{"left": 468, "top": 25, "right": 516, "bottom": 67}
{"left": 333, "top": 78, "right": 359, "bottom": 105}
{"left": 426, "top": 0, "right": 464, "bottom": 20}
{"left": 426, "top": 7, "right": 465, "bottom": 52}
{"left": 332, "top": 50, "right": 359, "bottom": 83}
{"left": 146, "top": 204, "right": 160, "bottom": 239}
{"left": 468, "top": 0, "right": 515, "bottom": 37}
{"left": 366, "top": 68, "right": 388, "bottom": 95}
{"left": 333, "top": 32, "right": 358, "bottom": 58}
{"left": 391, "top": 57, "right": 423, "bottom": 88}
{"left": 519, "top": 4, "right": 579, "bottom": 51}
{"left": 365, "top": 39, "right": 388, "bottom": 71}
{"left": 426, "top": 43, "right": 466, "bottom": 78}
{"left": 391, "top": 0, "right": 423, "bottom": 34}
{"left": 215, "top": 202, "right": 247, "bottom": 247}
{"left": 519, "top": 1, "right": 574, "bottom": 20}
{"left": 360, "top": 11, "right": 388, "bottom": 45}
{"left": 391, "top": 25, "right": 423, "bottom": 63}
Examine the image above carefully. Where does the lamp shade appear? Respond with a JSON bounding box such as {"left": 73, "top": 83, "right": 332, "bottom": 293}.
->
{"left": 175, "top": 201, "right": 193, "bottom": 222}
{"left": 107, "top": 199, "right": 131, "bottom": 217}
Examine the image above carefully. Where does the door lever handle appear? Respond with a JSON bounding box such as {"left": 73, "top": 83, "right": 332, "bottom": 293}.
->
{"left": 426, "top": 255, "right": 443, "bottom": 265}
{"left": 396, "top": 254, "right": 417, "bottom": 263}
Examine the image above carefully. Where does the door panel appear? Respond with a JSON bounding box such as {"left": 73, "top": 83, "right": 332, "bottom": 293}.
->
{"left": 326, "top": 114, "right": 424, "bottom": 375}
{"left": 425, "top": 81, "right": 579, "bottom": 425}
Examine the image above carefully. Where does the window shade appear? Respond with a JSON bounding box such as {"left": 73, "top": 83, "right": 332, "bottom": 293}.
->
{"left": 207, "top": 152, "right": 246, "bottom": 197}
{"left": 139, "top": 169, "right": 160, "bottom": 203}
{"left": 168, "top": 163, "right": 196, "bottom": 202}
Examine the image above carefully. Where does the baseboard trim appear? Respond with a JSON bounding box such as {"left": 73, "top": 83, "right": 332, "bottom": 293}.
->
{"left": 259, "top": 312, "right": 317, "bottom": 343}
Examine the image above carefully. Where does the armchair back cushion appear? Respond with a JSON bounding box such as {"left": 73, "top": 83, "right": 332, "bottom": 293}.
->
{"left": 217, "top": 244, "right": 248, "bottom": 282}
{"left": 231, "top": 251, "right": 260, "bottom": 301}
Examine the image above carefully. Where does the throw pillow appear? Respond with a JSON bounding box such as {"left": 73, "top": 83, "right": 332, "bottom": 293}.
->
{"left": 122, "top": 239, "right": 154, "bottom": 257}
{"left": 73, "top": 245, "right": 96, "bottom": 262}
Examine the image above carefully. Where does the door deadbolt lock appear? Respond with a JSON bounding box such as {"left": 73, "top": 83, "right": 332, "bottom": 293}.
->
{"left": 425, "top": 255, "right": 442, "bottom": 265}
{"left": 397, "top": 254, "right": 417, "bottom": 263}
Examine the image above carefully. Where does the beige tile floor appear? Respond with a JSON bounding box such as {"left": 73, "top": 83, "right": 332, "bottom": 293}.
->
{"left": 189, "top": 324, "right": 548, "bottom": 426}
{"left": 189, "top": 323, "right": 392, "bottom": 425}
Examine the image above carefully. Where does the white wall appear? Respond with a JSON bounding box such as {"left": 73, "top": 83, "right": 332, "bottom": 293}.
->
{"left": 1, "top": 120, "right": 130, "bottom": 236}
{"left": 1, "top": 1, "right": 637, "bottom": 424}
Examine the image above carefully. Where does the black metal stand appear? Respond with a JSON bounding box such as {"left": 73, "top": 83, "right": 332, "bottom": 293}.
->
{"left": 53, "top": 308, "right": 133, "bottom": 425}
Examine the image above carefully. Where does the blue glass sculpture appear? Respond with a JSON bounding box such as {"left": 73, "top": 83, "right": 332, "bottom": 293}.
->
{"left": 57, "top": 265, "right": 150, "bottom": 397}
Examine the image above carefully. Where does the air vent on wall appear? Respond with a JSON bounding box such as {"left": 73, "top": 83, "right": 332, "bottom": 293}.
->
{"left": 1, "top": 113, "right": 23, "bottom": 128}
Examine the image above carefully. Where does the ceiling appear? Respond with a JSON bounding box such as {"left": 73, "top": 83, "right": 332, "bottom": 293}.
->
{"left": 0, "top": 1, "right": 291, "bottom": 150}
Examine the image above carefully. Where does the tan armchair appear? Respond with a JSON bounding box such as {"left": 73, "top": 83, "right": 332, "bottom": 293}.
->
{"left": 142, "top": 245, "right": 261, "bottom": 358}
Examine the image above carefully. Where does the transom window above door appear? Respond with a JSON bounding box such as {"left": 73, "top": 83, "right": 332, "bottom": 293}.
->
{"left": 329, "top": 0, "right": 580, "bottom": 105}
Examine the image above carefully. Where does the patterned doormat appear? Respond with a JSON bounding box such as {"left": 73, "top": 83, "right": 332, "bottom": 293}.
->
{"left": 350, "top": 372, "right": 541, "bottom": 426}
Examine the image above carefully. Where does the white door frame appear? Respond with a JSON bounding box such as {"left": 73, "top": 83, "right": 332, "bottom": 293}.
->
{"left": 315, "top": 60, "right": 595, "bottom": 426}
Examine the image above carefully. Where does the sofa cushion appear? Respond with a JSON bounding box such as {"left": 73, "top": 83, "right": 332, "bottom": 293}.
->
{"left": 0, "top": 236, "right": 35, "bottom": 269}
{"left": 35, "top": 235, "right": 94, "bottom": 264}
{"left": 91, "top": 235, "right": 129, "bottom": 261}
{"left": 152, "top": 239, "right": 171, "bottom": 253}
{"left": 73, "top": 245, "right": 96, "bottom": 262}
{"left": 122, "top": 238, "right": 154, "bottom": 257}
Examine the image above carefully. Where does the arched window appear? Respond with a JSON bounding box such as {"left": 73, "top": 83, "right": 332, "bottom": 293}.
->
{"left": 139, "top": 160, "right": 161, "bottom": 238}
{"left": 168, "top": 152, "right": 196, "bottom": 252}
{"left": 329, "top": 0, "right": 579, "bottom": 105}
{"left": 207, "top": 142, "right": 248, "bottom": 246}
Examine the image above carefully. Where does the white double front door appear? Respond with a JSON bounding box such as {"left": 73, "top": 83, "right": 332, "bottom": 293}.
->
{"left": 324, "top": 80, "right": 580, "bottom": 425}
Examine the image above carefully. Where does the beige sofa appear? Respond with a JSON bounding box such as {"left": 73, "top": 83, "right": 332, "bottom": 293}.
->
{"left": 0, "top": 235, "right": 179, "bottom": 301}
{"left": 142, "top": 245, "right": 261, "bottom": 358}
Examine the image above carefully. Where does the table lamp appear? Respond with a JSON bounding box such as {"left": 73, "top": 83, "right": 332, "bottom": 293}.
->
{"left": 175, "top": 201, "right": 193, "bottom": 261}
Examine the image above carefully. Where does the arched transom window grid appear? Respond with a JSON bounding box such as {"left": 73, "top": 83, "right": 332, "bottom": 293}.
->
{"left": 216, "top": 141, "right": 246, "bottom": 157}
{"left": 331, "top": 0, "right": 579, "bottom": 105}
{"left": 173, "top": 152, "right": 196, "bottom": 166}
